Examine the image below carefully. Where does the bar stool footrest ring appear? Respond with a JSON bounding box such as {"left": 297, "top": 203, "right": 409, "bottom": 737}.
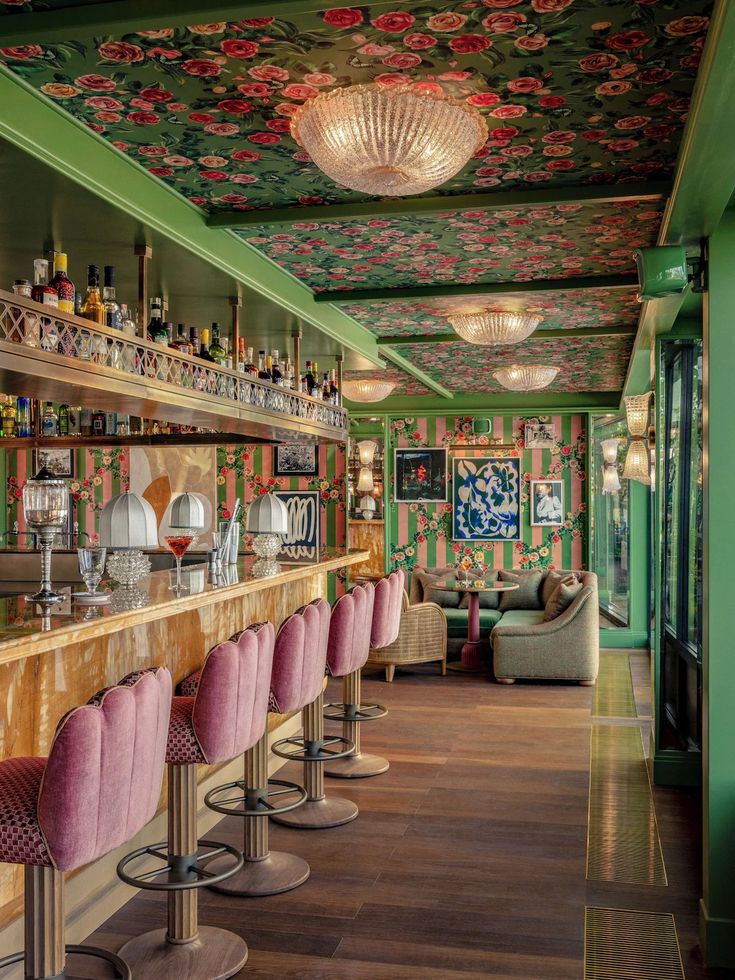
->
{"left": 323, "top": 701, "right": 388, "bottom": 722}
{"left": 271, "top": 734, "right": 355, "bottom": 763}
{"left": 116, "top": 838, "right": 243, "bottom": 891}
{"left": 204, "top": 777, "right": 308, "bottom": 817}
{"left": 0, "top": 943, "right": 132, "bottom": 979}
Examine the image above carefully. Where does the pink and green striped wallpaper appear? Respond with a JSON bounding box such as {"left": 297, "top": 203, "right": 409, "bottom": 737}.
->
{"left": 388, "top": 415, "right": 587, "bottom": 579}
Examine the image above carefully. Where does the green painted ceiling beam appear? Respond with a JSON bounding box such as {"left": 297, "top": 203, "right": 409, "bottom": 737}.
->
{"left": 376, "top": 324, "right": 637, "bottom": 346}
{"left": 344, "top": 391, "right": 620, "bottom": 413}
{"left": 210, "top": 183, "right": 670, "bottom": 228}
{"left": 0, "top": 0, "right": 391, "bottom": 45}
{"left": 316, "top": 274, "right": 638, "bottom": 304}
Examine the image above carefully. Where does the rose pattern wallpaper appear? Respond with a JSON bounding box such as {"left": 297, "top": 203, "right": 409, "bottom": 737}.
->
{"left": 242, "top": 200, "right": 661, "bottom": 290}
{"left": 0, "top": 2, "right": 709, "bottom": 210}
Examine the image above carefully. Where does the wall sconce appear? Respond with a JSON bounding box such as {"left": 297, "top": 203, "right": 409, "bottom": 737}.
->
{"left": 624, "top": 391, "right": 652, "bottom": 437}
{"left": 600, "top": 438, "right": 621, "bottom": 494}
{"left": 356, "top": 440, "right": 377, "bottom": 466}
{"left": 622, "top": 439, "right": 651, "bottom": 485}
{"left": 357, "top": 467, "right": 374, "bottom": 493}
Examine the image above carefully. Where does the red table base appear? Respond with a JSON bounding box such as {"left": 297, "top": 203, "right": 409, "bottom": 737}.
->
{"left": 447, "top": 591, "right": 488, "bottom": 674}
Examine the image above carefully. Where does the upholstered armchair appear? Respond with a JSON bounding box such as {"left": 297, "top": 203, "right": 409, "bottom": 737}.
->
{"left": 367, "top": 591, "right": 447, "bottom": 682}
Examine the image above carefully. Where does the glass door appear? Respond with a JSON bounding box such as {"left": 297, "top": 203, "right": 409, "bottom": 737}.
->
{"left": 590, "top": 415, "right": 630, "bottom": 627}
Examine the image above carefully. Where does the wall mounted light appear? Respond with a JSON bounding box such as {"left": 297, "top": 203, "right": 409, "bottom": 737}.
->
{"left": 357, "top": 466, "right": 374, "bottom": 493}
{"left": 356, "top": 440, "right": 377, "bottom": 466}
{"left": 600, "top": 438, "right": 621, "bottom": 494}
{"left": 622, "top": 439, "right": 651, "bottom": 485}
{"left": 624, "top": 391, "right": 652, "bottom": 437}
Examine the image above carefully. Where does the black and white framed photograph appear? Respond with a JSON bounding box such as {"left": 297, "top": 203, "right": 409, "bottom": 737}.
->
{"left": 394, "top": 447, "right": 448, "bottom": 503}
{"left": 530, "top": 479, "right": 564, "bottom": 526}
{"left": 273, "top": 443, "right": 318, "bottom": 477}
{"left": 524, "top": 423, "right": 557, "bottom": 450}
{"left": 32, "top": 448, "right": 74, "bottom": 478}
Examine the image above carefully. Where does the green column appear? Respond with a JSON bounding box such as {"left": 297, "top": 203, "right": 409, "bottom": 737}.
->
{"left": 700, "top": 210, "right": 735, "bottom": 968}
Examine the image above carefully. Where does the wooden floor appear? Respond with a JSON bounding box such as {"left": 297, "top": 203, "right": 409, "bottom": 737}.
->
{"left": 85, "top": 657, "right": 732, "bottom": 979}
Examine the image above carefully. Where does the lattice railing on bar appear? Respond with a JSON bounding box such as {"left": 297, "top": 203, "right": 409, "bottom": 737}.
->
{"left": 0, "top": 290, "right": 348, "bottom": 433}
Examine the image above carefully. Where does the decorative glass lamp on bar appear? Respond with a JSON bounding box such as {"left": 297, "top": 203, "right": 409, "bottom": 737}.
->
{"left": 492, "top": 365, "right": 559, "bottom": 391}
{"left": 622, "top": 439, "right": 651, "bottom": 485}
{"left": 448, "top": 311, "right": 541, "bottom": 346}
{"left": 169, "top": 492, "right": 205, "bottom": 531}
{"left": 246, "top": 493, "right": 289, "bottom": 578}
{"left": 100, "top": 490, "right": 158, "bottom": 585}
{"left": 291, "top": 84, "right": 488, "bottom": 197}
{"left": 22, "top": 467, "right": 69, "bottom": 603}
{"left": 342, "top": 379, "right": 396, "bottom": 403}
{"left": 624, "top": 391, "right": 652, "bottom": 437}
{"left": 600, "top": 438, "right": 622, "bottom": 494}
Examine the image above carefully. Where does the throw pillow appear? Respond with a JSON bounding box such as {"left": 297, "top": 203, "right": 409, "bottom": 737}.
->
{"left": 543, "top": 578, "right": 584, "bottom": 621}
{"left": 541, "top": 569, "right": 580, "bottom": 606}
{"left": 498, "top": 569, "right": 544, "bottom": 611}
{"left": 413, "top": 571, "right": 461, "bottom": 609}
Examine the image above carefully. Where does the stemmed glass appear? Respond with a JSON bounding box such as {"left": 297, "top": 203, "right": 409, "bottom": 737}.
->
{"left": 164, "top": 529, "right": 195, "bottom": 592}
{"left": 76, "top": 547, "right": 108, "bottom": 603}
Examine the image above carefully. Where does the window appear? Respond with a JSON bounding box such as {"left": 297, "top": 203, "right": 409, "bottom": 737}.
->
{"left": 591, "top": 415, "right": 629, "bottom": 627}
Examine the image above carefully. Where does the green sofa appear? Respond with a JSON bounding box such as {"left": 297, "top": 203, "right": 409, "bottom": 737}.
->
{"left": 409, "top": 566, "right": 599, "bottom": 685}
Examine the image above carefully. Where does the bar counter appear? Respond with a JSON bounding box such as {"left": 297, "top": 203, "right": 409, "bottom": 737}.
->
{"left": 0, "top": 547, "right": 369, "bottom": 939}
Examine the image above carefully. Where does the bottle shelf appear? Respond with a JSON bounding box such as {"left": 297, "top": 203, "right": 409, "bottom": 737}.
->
{"left": 0, "top": 432, "right": 274, "bottom": 449}
{"left": 0, "top": 290, "right": 348, "bottom": 444}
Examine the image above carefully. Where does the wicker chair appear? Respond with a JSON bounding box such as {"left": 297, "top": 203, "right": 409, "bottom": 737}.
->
{"left": 367, "top": 591, "right": 447, "bottom": 682}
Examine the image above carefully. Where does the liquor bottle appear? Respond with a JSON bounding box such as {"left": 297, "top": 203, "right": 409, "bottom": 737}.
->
{"left": 31, "top": 259, "right": 58, "bottom": 309}
{"left": 330, "top": 369, "right": 339, "bottom": 404}
{"left": 74, "top": 291, "right": 83, "bottom": 317}
{"left": 209, "top": 323, "right": 226, "bottom": 365}
{"left": 81, "top": 265, "right": 105, "bottom": 325}
{"left": 189, "top": 326, "right": 199, "bottom": 354}
{"left": 16, "top": 397, "right": 31, "bottom": 438}
{"left": 42, "top": 402, "right": 58, "bottom": 437}
{"left": 283, "top": 355, "right": 292, "bottom": 390}
{"left": 199, "top": 328, "right": 215, "bottom": 362}
{"left": 237, "top": 337, "right": 246, "bottom": 373}
{"left": 105, "top": 411, "right": 117, "bottom": 435}
{"left": 244, "top": 346, "right": 256, "bottom": 376}
{"left": 270, "top": 350, "right": 283, "bottom": 386}
{"left": 58, "top": 404, "right": 69, "bottom": 436}
{"left": 321, "top": 372, "right": 330, "bottom": 400}
{"left": 304, "top": 360, "right": 315, "bottom": 396}
{"left": 91, "top": 409, "right": 106, "bottom": 436}
{"left": 120, "top": 303, "right": 136, "bottom": 337}
{"left": 223, "top": 338, "right": 233, "bottom": 371}
{"left": 147, "top": 297, "right": 164, "bottom": 342}
{"left": 170, "top": 324, "right": 190, "bottom": 353}
{"left": 80, "top": 408, "right": 93, "bottom": 437}
{"left": 2, "top": 396, "right": 16, "bottom": 438}
{"left": 102, "top": 266, "right": 122, "bottom": 330}
{"left": 48, "top": 252, "right": 74, "bottom": 314}
{"left": 160, "top": 322, "right": 174, "bottom": 347}
{"left": 67, "top": 406, "right": 81, "bottom": 436}
{"left": 257, "top": 350, "right": 269, "bottom": 380}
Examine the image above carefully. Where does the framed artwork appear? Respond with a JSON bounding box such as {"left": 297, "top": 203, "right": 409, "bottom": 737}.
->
{"left": 524, "top": 423, "right": 557, "bottom": 450}
{"left": 32, "top": 448, "right": 74, "bottom": 478}
{"left": 273, "top": 490, "right": 320, "bottom": 560}
{"left": 452, "top": 456, "right": 521, "bottom": 542}
{"left": 530, "top": 479, "right": 564, "bottom": 526}
{"left": 273, "top": 443, "right": 318, "bottom": 477}
{"left": 394, "top": 447, "right": 448, "bottom": 503}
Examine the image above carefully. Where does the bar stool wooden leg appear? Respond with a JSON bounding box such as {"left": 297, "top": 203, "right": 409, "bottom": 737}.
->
{"left": 272, "top": 691, "right": 358, "bottom": 829}
{"left": 25, "top": 866, "right": 64, "bottom": 980}
{"left": 208, "top": 733, "right": 310, "bottom": 896}
{"left": 117, "top": 764, "right": 248, "bottom": 979}
{"left": 325, "top": 670, "right": 390, "bottom": 779}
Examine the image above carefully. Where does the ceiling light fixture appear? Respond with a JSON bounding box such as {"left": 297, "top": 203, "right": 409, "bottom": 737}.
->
{"left": 342, "top": 379, "right": 397, "bottom": 403}
{"left": 290, "top": 83, "right": 488, "bottom": 197}
{"left": 448, "top": 310, "right": 542, "bottom": 346}
{"left": 492, "top": 365, "right": 560, "bottom": 392}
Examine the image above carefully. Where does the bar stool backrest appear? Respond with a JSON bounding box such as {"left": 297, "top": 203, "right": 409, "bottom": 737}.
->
{"left": 193, "top": 621, "right": 276, "bottom": 764}
{"left": 327, "top": 581, "right": 376, "bottom": 677}
{"left": 370, "top": 570, "right": 405, "bottom": 650}
{"left": 271, "top": 598, "right": 331, "bottom": 713}
{"left": 38, "top": 666, "right": 172, "bottom": 872}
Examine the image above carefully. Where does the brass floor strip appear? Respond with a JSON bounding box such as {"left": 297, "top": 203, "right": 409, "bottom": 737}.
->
{"left": 593, "top": 651, "right": 637, "bottom": 719}
{"left": 584, "top": 908, "right": 685, "bottom": 980}
{"left": 587, "top": 726, "right": 667, "bottom": 885}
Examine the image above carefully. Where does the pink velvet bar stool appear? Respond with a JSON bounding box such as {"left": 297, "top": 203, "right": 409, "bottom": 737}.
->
{"left": 0, "top": 666, "right": 172, "bottom": 980}
{"left": 116, "top": 623, "right": 275, "bottom": 980}
{"left": 325, "top": 571, "right": 404, "bottom": 779}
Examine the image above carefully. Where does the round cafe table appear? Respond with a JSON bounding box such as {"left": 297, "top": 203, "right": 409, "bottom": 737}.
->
{"left": 431, "top": 578, "right": 520, "bottom": 674}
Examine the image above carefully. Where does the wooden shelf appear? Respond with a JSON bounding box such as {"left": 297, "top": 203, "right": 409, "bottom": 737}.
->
{"left": 0, "top": 433, "right": 272, "bottom": 449}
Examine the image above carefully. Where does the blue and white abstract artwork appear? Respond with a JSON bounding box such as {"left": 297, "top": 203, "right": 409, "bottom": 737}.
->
{"left": 452, "top": 457, "right": 522, "bottom": 542}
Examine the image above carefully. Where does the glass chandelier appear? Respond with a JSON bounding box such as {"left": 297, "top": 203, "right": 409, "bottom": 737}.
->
{"left": 492, "top": 365, "right": 560, "bottom": 391}
{"left": 622, "top": 439, "right": 651, "bottom": 484}
{"left": 342, "top": 379, "right": 396, "bottom": 402}
{"left": 448, "top": 311, "right": 541, "bottom": 346}
{"left": 290, "top": 84, "right": 488, "bottom": 197}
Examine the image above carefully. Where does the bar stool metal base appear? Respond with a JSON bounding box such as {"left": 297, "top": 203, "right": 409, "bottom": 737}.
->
{"left": 324, "top": 751, "right": 391, "bottom": 779}
{"left": 270, "top": 793, "right": 359, "bottom": 829}
{"left": 0, "top": 943, "right": 132, "bottom": 979}
{"left": 116, "top": 839, "right": 243, "bottom": 891}
{"left": 205, "top": 777, "right": 307, "bottom": 818}
{"left": 323, "top": 700, "right": 388, "bottom": 722}
{"left": 271, "top": 734, "right": 354, "bottom": 763}
{"left": 117, "top": 926, "right": 247, "bottom": 980}
{"left": 207, "top": 850, "right": 310, "bottom": 897}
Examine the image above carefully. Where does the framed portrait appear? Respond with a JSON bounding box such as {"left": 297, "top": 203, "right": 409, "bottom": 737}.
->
{"left": 530, "top": 479, "right": 564, "bottom": 526}
{"left": 273, "top": 490, "right": 320, "bottom": 561}
{"left": 273, "top": 443, "right": 318, "bottom": 477}
{"left": 452, "top": 456, "right": 521, "bottom": 542}
{"left": 394, "top": 447, "right": 447, "bottom": 503}
{"left": 524, "top": 423, "right": 556, "bottom": 450}
{"left": 32, "top": 448, "right": 74, "bottom": 478}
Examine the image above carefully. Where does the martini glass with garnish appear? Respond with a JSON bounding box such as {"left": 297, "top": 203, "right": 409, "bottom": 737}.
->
{"left": 164, "top": 529, "right": 195, "bottom": 592}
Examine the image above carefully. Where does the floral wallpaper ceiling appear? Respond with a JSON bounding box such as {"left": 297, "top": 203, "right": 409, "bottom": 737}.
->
{"left": 341, "top": 286, "right": 640, "bottom": 337}
{"left": 342, "top": 363, "right": 431, "bottom": 397}
{"left": 0, "top": 1, "right": 710, "bottom": 211}
{"left": 390, "top": 334, "right": 633, "bottom": 392}
{"left": 242, "top": 200, "right": 661, "bottom": 290}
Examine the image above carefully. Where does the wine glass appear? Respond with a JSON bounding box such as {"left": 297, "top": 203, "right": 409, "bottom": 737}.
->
{"left": 76, "top": 547, "right": 107, "bottom": 602}
{"left": 164, "top": 529, "right": 195, "bottom": 592}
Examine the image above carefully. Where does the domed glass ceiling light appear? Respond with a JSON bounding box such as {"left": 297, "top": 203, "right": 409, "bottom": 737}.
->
{"left": 342, "top": 379, "right": 396, "bottom": 403}
{"left": 448, "top": 311, "right": 542, "bottom": 346}
{"left": 290, "top": 84, "right": 488, "bottom": 197}
{"left": 492, "top": 365, "right": 559, "bottom": 392}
